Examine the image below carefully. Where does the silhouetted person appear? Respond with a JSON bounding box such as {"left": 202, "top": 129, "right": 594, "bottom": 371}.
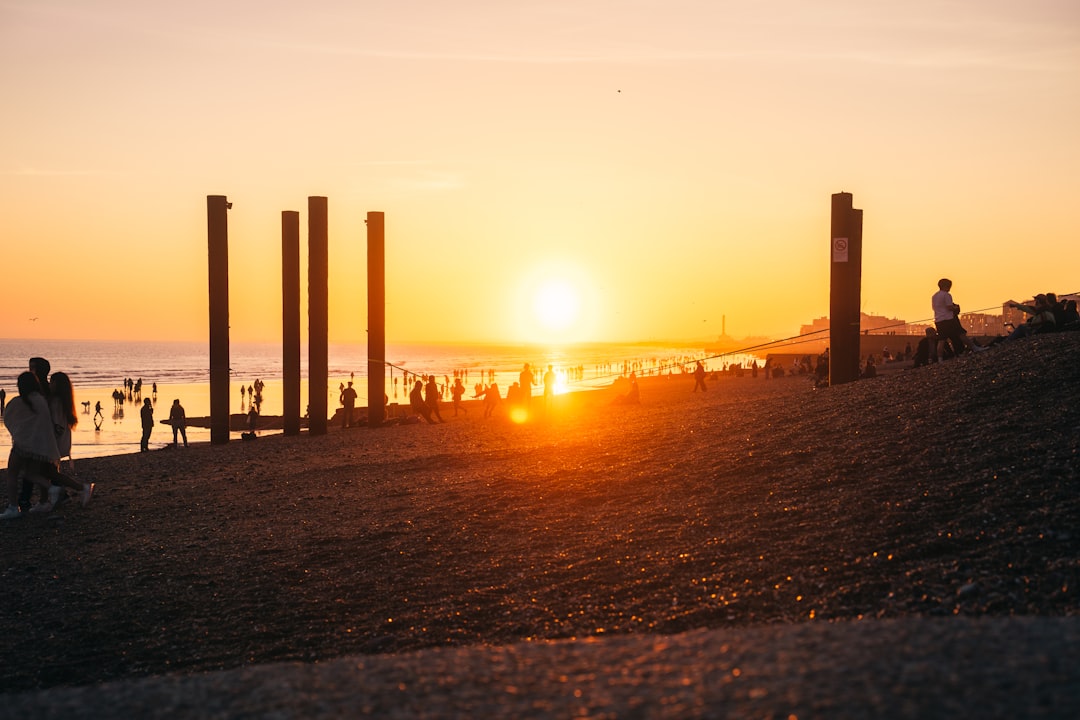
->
{"left": 1062, "top": 299, "right": 1079, "bottom": 329}
{"left": 19, "top": 357, "right": 54, "bottom": 509}
{"left": 169, "top": 399, "right": 188, "bottom": 447}
{"left": 340, "top": 381, "right": 357, "bottom": 428}
{"left": 693, "top": 361, "right": 707, "bottom": 392}
{"left": 506, "top": 382, "right": 522, "bottom": 409}
{"left": 1047, "top": 292, "right": 1066, "bottom": 328}
{"left": 482, "top": 383, "right": 501, "bottom": 419}
{"left": 410, "top": 380, "right": 435, "bottom": 424}
{"left": 543, "top": 365, "right": 556, "bottom": 409}
{"left": 612, "top": 372, "right": 640, "bottom": 405}
{"left": 3, "top": 371, "right": 90, "bottom": 518}
{"left": 451, "top": 378, "right": 468, "bottom": 416}
{"left": 50, "top": 371, "right": 79, "bottom": 475}
{"left": 932, "top": 278, "right": 986, "bottom": 357}
{"left": 815, "top": 349, "right": 829, "bottom": 386}
{"left": 519, "top": 363, "right": 534, "bottom": 405}
{"left": 0, "top": 387, "right": 5, "bottom": 417}
{"left": 1004, "top": 295, "right": 1056, "bottom": 340}
{"left": 913, "top": 328, "right": 939, "bottom": 368}
{"left": 425, "top": 375, "right": 444, "bottom": 423}
{"left": 862, "top": 355, "right": 877, "bottom": 379}
{"left": 140, "top": 397, "right": 154, "bottom": 451}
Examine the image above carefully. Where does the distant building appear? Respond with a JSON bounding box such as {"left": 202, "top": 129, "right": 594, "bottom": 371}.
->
{"left": 799, "top": 304, "right": 1006, "bottom": 351}
{"left": 962, "top": 312, "right": 1006, "bottom": 336}
{"left": 800, "top": 312, "right": 908, "bottom": 338}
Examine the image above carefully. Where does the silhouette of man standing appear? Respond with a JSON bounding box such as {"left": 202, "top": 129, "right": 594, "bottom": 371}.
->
{"left": 169, "top": 399, "right": 189, "bottom": 447}
{"left": 425, "top": 375, "right": 445, "bottom": 423}
{"left": 411, "top": 380, "right": 435, "bottom": 424}
{"left": 140, "top": 398, "right": 154, "bottom": 452}
{"left": 520, "top": 363, "right": 534, "bottom": 405}
{"left": 693, "top": 361, "right": 707, "bottom": 392}
{"left": 340, "top": 381, "right": 358, "bottom": 428}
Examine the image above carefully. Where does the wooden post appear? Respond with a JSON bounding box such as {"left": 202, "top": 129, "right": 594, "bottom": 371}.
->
{"left": 829, "top": 192, "right": 863, "bottom": 386}
{"left": 282, "top": 210, "right": 301, "bottom": 436}
{"left": 207, "top": 195, "right": 231, "bottom": 444}
{"left": 308, "top": 196, "right": 329, "bottom": 435}
{"left": 367, "top": 211, "right": 385, "bottom": 428}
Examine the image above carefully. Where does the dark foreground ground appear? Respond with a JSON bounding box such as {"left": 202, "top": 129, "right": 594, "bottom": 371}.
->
{"left": 1, "top": 332, "right": 1078, "bottom": 717}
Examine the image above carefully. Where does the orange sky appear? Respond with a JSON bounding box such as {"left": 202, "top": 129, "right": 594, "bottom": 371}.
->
{"left": 3, "top": 1, "right": 1078, "bottom": 346}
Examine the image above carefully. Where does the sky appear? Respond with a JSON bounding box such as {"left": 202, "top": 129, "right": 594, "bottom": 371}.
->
{"left": 2, "top": 0, "right": 1078, "bottom": 347}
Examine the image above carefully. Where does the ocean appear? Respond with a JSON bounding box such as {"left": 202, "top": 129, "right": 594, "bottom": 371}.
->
{"left": 1, "top": 338, "right": 757, "bottom": 468}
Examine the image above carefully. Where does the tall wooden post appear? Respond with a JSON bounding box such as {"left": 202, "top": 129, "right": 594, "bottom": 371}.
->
{"left": 282, "top": 210, "right": 301, "bottom": 436}
{"left": 308, "top": 196, "right": 329, "bottom": 435}
{"left": 367, "top": 211, "right": 385, "bottom": 428}
{"left": 829, "top": 192, "right": 863, "bottom": 386}
{"left": 207, "top": 195, "right": 231, "bottom": 444}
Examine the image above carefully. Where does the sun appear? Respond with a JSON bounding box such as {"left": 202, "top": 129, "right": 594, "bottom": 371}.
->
{"left": 512, "top": 261, "right": 599, "bottom": 344}
{"left": 533, "top": 280, "right": 580, "bottom": 333}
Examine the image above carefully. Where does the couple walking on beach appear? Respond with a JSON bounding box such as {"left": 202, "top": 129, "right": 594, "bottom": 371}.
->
{"left": 3, "top": 357, "right": 94, "bottom": 519}
{"left": 410, "top": 376, "right": 445, "bottom": 424}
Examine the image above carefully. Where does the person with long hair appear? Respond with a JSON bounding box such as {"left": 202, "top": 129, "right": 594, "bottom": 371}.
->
{"left": 49, "top": 371, "right": 78, "bottom": 474}
{"left": 2, "top": 372, "right": 92, "bottom": 519}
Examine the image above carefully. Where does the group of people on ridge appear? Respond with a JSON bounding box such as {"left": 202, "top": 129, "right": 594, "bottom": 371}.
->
{"left": 915, "top": 279, "right": 1077, "bottom": 366}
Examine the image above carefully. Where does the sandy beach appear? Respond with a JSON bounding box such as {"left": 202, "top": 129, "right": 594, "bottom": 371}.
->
{"left": 1, "top": 332, "right": 1078, "bottom": 717}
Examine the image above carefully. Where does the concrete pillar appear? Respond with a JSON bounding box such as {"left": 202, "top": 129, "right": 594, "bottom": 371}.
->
{"left": 282, "top": 210, "right": 301, "bottom": 436}
{"left": 308, "top": 196, "right": 329, "bottom": 435}
{"left": 207, "top": 195, "right": 231, "bottom": 444}
{"left": 829, "top": 192, "right": 863, "bottom": 386}
{"left": 367, "top": 212, "right": 385, "bottom": 428}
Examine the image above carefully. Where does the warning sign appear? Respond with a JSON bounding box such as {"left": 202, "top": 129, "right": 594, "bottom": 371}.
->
{"left": 832, "top": 237, "right": 849, "bottom": 263}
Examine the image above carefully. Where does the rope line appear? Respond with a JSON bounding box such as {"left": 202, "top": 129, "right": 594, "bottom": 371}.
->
{"left": 363, "top": 290, "right": 1080, "bottom": 393}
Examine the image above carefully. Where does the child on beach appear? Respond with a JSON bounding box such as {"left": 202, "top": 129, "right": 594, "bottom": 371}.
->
{"left": 2, "top": 372, "right": 92, "bottom": 519}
